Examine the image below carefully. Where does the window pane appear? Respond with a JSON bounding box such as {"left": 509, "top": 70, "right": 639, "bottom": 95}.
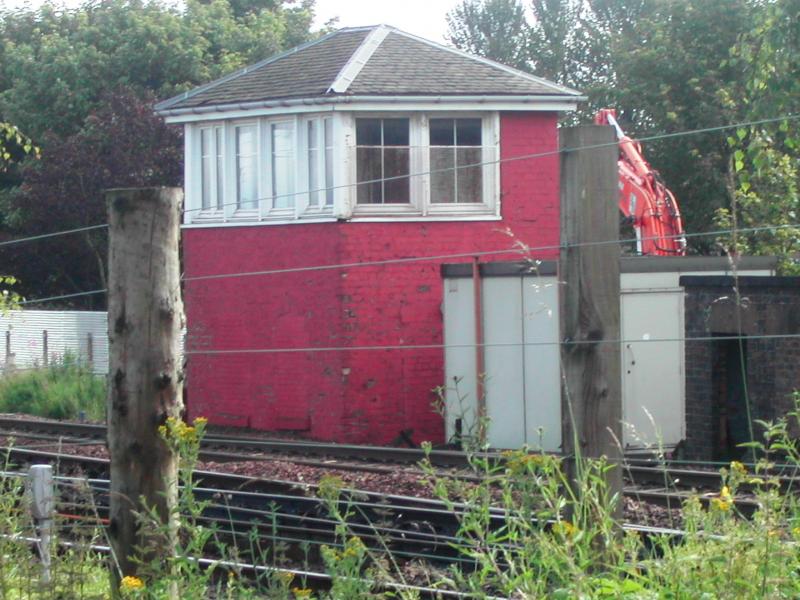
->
{"left": 430, "top": 147, "right": 455, "bottom": 203}
{"left": 429, "top": 119, "right": 455, "bottom": 146}
{"left": 456, "top": 118, "right": 482, "bottom": 145}
{"left": 272, "top": 122, "right": 294, "bottom": 208}
{"left": 383, "top": 147, "right": 410, "bottom": 203}
{"left": 324, "top": 118, "right": 334, "bottom": 205}
{"left": 236, "top": 126, "right": 257, "bottom": 209}
{"left": 307, "top": 120, "right": 319, "bottom": 206}
{"left": 457, "top": 147, "right": 482, "bottom": 203}
{"left": 356, "top": 147, "right": 382, "bottom": 204}
{"left": 383, "top": 118, "right": 409, "bottom": 146}
{"left": 356, "top": 118, "right": 381, "bottom": 145}
{"left": 215, "top": 128, "right": 224, "bottom": 210}
{"left": 201, "top": 129, "right": 212, "bottom": 210}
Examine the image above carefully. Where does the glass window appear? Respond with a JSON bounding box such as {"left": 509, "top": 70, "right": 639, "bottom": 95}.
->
{"left": 200, "top": 128, "right": 212, "bottom": 210}
{"left": 236, "top": 125, "right": 258, "bottom": 209}
{"left": 200, "top": 126, "right": 224, "bottom": 211}
{"left": 324, "top": 118, "right": 334, "bottom": 206}
{"left": 430, "top": 118, "right": 483, "bottom": 204}
{"left": 214, "top": 128, "right": 224, "bottom": 210}
{"left": 272, "top": 122, "right": 294, "bottom": 209}
{"left": 307, "top": 120, "right": 319, "bottom": 206}
{"left": 356, "top": 118, "right": 410, "bottom": 204}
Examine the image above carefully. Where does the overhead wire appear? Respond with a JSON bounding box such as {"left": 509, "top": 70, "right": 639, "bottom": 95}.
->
{"left": 1, "top": 113, "right": 797, "bottom": 248}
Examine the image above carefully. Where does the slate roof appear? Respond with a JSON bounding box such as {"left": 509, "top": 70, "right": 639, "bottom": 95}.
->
{"left": 156, "top": 25, "right": 582, "bottom": 113}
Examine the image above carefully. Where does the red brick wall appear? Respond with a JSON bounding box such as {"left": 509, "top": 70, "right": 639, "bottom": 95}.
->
{"left": 183, "top": 111, "right": 561, "bottom": 444}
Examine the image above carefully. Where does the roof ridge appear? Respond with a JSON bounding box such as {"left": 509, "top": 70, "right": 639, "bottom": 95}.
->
{"left": 327, "top": 25, "right": 390, "bottom": 94}
{"left": 155, "top": 30, "right": 347, "bottom": 113}
{"left": 388, "top": 28, "right": 582, "bottom": 97}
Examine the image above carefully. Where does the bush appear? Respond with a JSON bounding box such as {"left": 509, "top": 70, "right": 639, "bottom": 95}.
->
{"left": 0, "top": 353, "right": 105, "bottom": 420}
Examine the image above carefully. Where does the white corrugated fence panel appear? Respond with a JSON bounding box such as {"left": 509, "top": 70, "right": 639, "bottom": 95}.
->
{"left": 0, "top": 310, "right": 108, "bottom": 375}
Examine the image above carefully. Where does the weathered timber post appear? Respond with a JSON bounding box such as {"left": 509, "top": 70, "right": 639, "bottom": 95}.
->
{"left": 106, "top": 187, "right": 184, "bottom": 589}
{"left": 559, "top": 126, "right": 622, "bottom": 518}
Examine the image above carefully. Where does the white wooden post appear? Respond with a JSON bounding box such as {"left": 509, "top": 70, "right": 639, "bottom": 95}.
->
{"left": 28, "top": 465, "right": 55, "bottom": 583}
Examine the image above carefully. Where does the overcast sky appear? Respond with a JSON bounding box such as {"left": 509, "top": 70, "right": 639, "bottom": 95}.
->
{"left": 0, "top": 0, "right": 462, "bottom": 43}
{"left": 313, "top": 0, "right": 460, "bottom": 42}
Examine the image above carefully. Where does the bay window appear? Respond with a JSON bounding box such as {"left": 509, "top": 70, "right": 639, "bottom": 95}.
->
{"left": 188, "top": 111, "right": 498, "bottom": 225}
{"left": 235, "top": 124, "right": 258, "bottom": 210}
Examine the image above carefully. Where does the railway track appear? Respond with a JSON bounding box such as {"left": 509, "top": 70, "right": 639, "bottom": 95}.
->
{"left": 0, "top": 446, "right": 687, "bottom": 589}
{"left": 1, "top": 415, "right": 790, "bottom": 515}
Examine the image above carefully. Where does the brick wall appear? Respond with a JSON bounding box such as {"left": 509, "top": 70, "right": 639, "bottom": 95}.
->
{"left": 182, "top": 111, "right": 560, "bottom": 444}
{"left": 683, "top": 276, "right": 800, "bottom": 460}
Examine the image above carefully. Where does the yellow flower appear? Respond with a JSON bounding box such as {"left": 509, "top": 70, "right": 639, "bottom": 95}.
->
{"left": 194, "top": 416, "right": 208, "bottom": 426}
{"left": 730, "top": 461, "right": 747, "bottom": 475}
{"left": 552, "top": 521, "right": 578, "bottom": 537}
{"left": 791, "top": 526, "right": 800, "bottom": 539}
{"left": 292, "top": 587, "right": 313, "bottom": 598}
{"left": 120, "top": 576, "right": 145, "bottom": 591}
{"left": 720, "top": 486, "right": 733, "bottom": 503}
{"left": 711, "top": 497, "right": 732, "bottom": 512}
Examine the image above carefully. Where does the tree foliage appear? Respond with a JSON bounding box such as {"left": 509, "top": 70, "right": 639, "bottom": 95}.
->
{"left": 446, "top": 0, "right": 797, "bottom": 257}
{"left": 715, "top": 0, "right": 800, "bottom": 271}
{"left": 0, "top": 0, "right": 315, "bottom": 140}
{"left": 0, "top": 88, "right": 183, "bottom": 307}
{"left": 0, "top": 0, "right": 317, "bottom": 304}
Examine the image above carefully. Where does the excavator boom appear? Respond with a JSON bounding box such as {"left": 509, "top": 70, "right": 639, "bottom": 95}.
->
{"left": 595, "top": 109, "right": 686, "bottom": 255}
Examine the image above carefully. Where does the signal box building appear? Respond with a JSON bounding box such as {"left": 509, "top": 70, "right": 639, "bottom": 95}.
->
{"left": 156, "top": 25, "right": 583, "bottom": 444}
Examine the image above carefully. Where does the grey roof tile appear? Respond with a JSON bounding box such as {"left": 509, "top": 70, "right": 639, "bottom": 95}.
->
{"left": 347, "top": 31, "right": 568, "bottom": 96}
{"left": 158, "top": 26, "right": 580, "bottom": 112}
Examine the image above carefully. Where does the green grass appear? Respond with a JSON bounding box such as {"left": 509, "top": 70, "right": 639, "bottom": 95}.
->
{"left": 0, "top": 354, "right": 105, "bottom": 420}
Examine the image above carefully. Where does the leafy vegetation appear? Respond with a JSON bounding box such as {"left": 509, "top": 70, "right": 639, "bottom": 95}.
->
{"left": 0, "top": 0, "right": 319, "bottom": 306}
{"left": 447, "top": 0, "right": 799, "bottom": 261}
{"left": 0, "top": 353, "right": 105, "bottom": 420}
{"left": 4, "top": 403, "right": 800, "bottom": 597}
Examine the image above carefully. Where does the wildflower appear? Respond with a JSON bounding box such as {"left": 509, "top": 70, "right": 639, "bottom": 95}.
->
{"left": 293, "top": 587, "right": 313, "bottom": 598}
{"left": 552, "top": 521, "right": 578, "bottom": 537}
{"left": 720, "top": 486, "right": 733, "bottom": 504}
{"left": 194, "top": 416, "right": 208, "bottom": 426}
{"left": 792, "top": 526, "right": 800, "bottom": 539}
{"left": 277, "top": 571, "right": 294, "bottom": 585}
{"left": 731, "top": 461, "right": 747, "bottom": 475}
{"left": 120, "top": 575, "right": 145, "bottom": 591}
{"left": 711, "top": 497, "right": 732, "bottom": 512}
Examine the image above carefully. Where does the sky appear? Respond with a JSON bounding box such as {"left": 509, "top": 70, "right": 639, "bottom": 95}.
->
{"left": 0, "top": 0, "right": 462, "bottom": 43}
{"left": 312, "top": 0, "right": 461, "bottom": 42}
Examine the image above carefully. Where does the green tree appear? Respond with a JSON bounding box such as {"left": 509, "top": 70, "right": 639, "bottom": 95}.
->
{"left": 715, "top": 0, "right": 800, "bottom": 271}
{"left": 446, "top": 0, "right": 531, "bottom": 70}
{"left": 0, "top": 0, "right": 316, "bottom": 139}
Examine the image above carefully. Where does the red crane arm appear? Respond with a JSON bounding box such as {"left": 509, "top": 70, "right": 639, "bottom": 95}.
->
{"left": 594, "top": 109, "right": 686, "bottom": 255}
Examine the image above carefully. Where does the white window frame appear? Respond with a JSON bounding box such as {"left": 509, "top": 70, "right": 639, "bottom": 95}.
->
{"left": 184, "top": 111, "right": 500, "bottom": 226}
{"left": 299, "top": 115, "right": 335, "bottom": 218}
{"left": 343, "top": 111, "right": 499, "bottom": 219}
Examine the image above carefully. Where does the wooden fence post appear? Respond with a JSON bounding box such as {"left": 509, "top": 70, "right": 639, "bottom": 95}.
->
{"left": 559, "top": 126, "right": 622, "bottom": 517}
{"left": 106, "top": 187, "right": 184, "bottom": 589}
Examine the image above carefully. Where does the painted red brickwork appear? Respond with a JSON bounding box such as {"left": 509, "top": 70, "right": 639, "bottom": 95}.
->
{"left": 183, "top": 111, "right": 561, "bottom": 444}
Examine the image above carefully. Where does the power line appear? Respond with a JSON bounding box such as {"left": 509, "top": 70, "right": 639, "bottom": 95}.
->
{"left": 183, "top": 222, "right": 797, "bottom": 282}
{"left": 18, "top": 289, "right": 107, "bottom": 306}
{"left": 13, "top": 220, "right": 794, "bottom": 304}
{"left": 185, "top": 332, "right": 800, "bottom": 356}
{"left": 0, "top": 224, "right": 108, "bottom": 248}
{"left": 1, "top": 113, "right": 796, "bottom": 249}
{"left": 182, "top": 113, "right": 800, "bottom": 215}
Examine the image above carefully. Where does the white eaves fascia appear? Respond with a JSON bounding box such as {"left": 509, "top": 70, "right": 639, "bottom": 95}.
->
{"left": 159, "top": 94, "right": 587, "bottom": 123}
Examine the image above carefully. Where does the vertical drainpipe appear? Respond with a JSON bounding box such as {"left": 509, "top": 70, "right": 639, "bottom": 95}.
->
{"left": 473, "top": 257, "right": 486, "bottom": 424}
